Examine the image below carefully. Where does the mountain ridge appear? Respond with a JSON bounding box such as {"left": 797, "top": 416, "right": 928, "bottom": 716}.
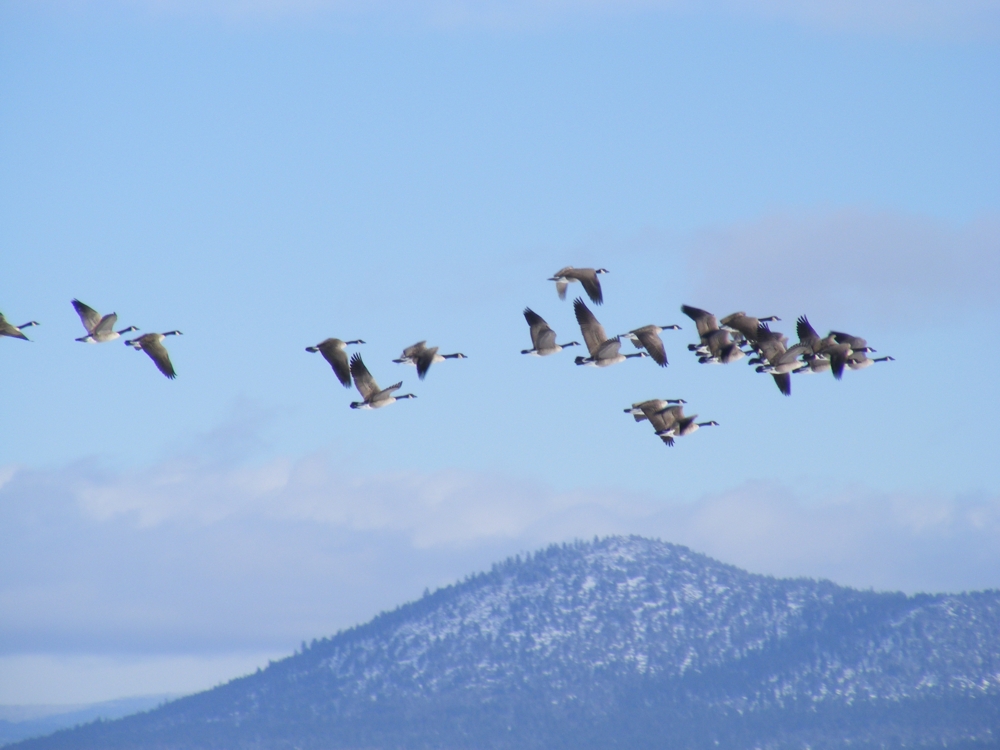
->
{"left": 14, "top": 536, "right": 1000, "bottom": 749}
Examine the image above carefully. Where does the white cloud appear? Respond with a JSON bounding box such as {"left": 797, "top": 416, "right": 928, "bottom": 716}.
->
{"left": 683, "top": 210, "right": 1000, "bottom": 325}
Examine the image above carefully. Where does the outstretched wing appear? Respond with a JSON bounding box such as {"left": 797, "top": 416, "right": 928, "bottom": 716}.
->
{"left": 523, "top": 308, "right": 556, "bottom": 350}
{"left": 594, "top": 337, "right": 622, "bottom": 360}
{"left": 574, "top": 298, "right": 607, "bottom": 356}
{"left": 94, "top": 312, "right": 118, "bottom": 336}
{"left": 635, "top": 328, "right": 668, "bottom": 367}
{"left": 0, "top": 313, "right": 29, "bottom": 340}
{"left": 141, "top": 337, "right": 177, "bottom": 379}
{"left": 416, "top": 347, "right": 439, "bottom": 380}
{"left": 577, "top": 270, "right": 604, "bottom": 305}
{"left": 317, "top": 341, "right": 352, "bottom": 388}
{"left": 796, "top": 315, "right": 819, "bottom": 347}
{"left": 72, "top": 299, "right": 102, "bottom": 334}
{"left": 681, "top": 305, "right": 718, "bottom": 338}
{"left": 400, "top": 341, "right": 427, "bottom": 360}
{"left": 350, "top": 353, "right": 379, "bottom": 400}
{"left": 831, "top": 330, "right": 867, "bottom": 349}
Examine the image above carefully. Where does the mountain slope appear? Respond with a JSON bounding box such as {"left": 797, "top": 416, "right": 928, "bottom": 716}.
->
{"left": 16, "top": 537, "right": 1000, "bottom": 749}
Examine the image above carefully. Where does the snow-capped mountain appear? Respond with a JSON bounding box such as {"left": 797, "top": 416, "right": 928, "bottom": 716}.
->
{"left": 16, "top": 537, "right": 1000, "bottom": 749}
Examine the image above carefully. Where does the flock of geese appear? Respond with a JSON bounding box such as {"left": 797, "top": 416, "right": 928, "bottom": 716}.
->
{"left": 1, "top": 300, "right": 183, "bottom": 379}
{"left": 1, "top": 266, "right": 892, "bottom": 448}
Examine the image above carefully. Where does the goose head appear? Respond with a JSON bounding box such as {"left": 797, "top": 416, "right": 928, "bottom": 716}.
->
{"left": 595, "top": 268, "right": 609, "bottom": 275}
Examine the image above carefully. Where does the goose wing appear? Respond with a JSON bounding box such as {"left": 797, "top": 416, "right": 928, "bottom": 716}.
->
{"left": 629, "top": 400, "right": 659, "bottom": 422}
{"left": 551, "top": 267, "right": 573, "bottom": 300}
{"left": 755, "top": 324, "right": 787, "bottom": 364}
{"left": 831, "top": 330, "right": 867, "bottom": 349}
{"left": 523, "top": 308, "right": 557, "bottom": 351}
{"left": 775, "top": 343, "right": 809, "bottom": 365}
{"left": 681, "top": 305, "right": 718, "bottom": 338}
{"left": 400, "top": 341, "right": 427, "bottom": 360}
{"left": 828, "top": 344, "right": 851, "bottom": 380}
{"left": 350, "top": 353, "right": 380, "bottom": 400}
{"left": 646, "top": 404, "right": 682, "bottom": 434}
{"left": 416, "top": 346, "right": 439, "bottom": 380}
{"left": 632, "top": 327, "right": 668, "bottom": 366}
{"left": 720, "top": 312, "right": 758, "bottom": 342}
{"left": 796, "top": 316, "right": 819, "bottom": 350}
{"left": 317, "top": 340, "right": 352, "bottom": 388}
{"left": 704, "top": 329, "right": 732, "bottom": 358}
{"left": 772, "top": 373, "right": 791, "bottom": 396}
{"left": 71, "top": 299, "right": 102, "bottom": 334}
{"left": 0, "top": 313, "right": 29, "bottom": 340}
{"left": 573, "top": 298, "right": 608, "bottom": 356}
{"left": 570, "top": 268, "right": 603, "bottom": 305}
{"left": 94, "top": 312, "right": 119, "bottom": 336}
{"left": 139, "top": 335, "right": 177, "bottom": 379}
{"left": 594, "top": 337, "right": 621, "bottom": 360}
{"left": 380, "top": 381, "right": 403, "bottom": 396}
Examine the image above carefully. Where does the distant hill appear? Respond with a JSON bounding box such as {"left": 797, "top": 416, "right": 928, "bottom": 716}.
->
{"left": 14, "top": 537, "right": 1000, "bottom": 749}
{"left": 0, "top": 696, "right": 176, "bottom": 747}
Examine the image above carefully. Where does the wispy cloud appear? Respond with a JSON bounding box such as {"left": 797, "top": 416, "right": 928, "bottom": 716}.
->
{"left": 683, "top": 210, "right": 1000, "bottom": 325}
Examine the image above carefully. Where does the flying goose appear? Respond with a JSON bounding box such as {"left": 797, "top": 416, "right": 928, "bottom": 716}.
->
{"left": 625, "top": 400, "right": 687, "bottom": 446}
{"left": 393, "top": 341, "right": 467, "bottom": 380}
{"left": 621, "top": 324, "right": 681, "bottom": 367}
{"left": 680, "top": 305, "right": 744, "bottom": 363}
{"left": 573, "top": 298, "right": 647, "bottom": 367}
{"left": 306, "top": 338, "right": 365, "bottom": 388}
{"left": 125, "top": 331, "right": 182, "bottom": 379}
{"left": 350, "top": 353, "right": 415, "bottom": 409}
{"left": 549, "top": 267, "right": 608, "bottom": 305}
{"left": 0, "top": 312, "right": 39, "bottom": 341}
{"left": 796, "top": 316, "right": 850, "bottom": 379}
{"left": 719, "top": 312, "right": 780, "bottom": 346}
{"left": 752, "top": 323, "right": 801, "bottom": 395}
{"left": 625, "top": 400, "right": 717, "bottom": 446}
{"left": 521, "top": 308, "right": 579, "bottom": 356}
{"left": 72, "top": 299, "right": 138, "bottom": 343}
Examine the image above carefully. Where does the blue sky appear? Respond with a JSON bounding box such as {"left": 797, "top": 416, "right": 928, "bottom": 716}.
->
{"left": 1, "top": 0, "right": 999, "bottom": 706}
